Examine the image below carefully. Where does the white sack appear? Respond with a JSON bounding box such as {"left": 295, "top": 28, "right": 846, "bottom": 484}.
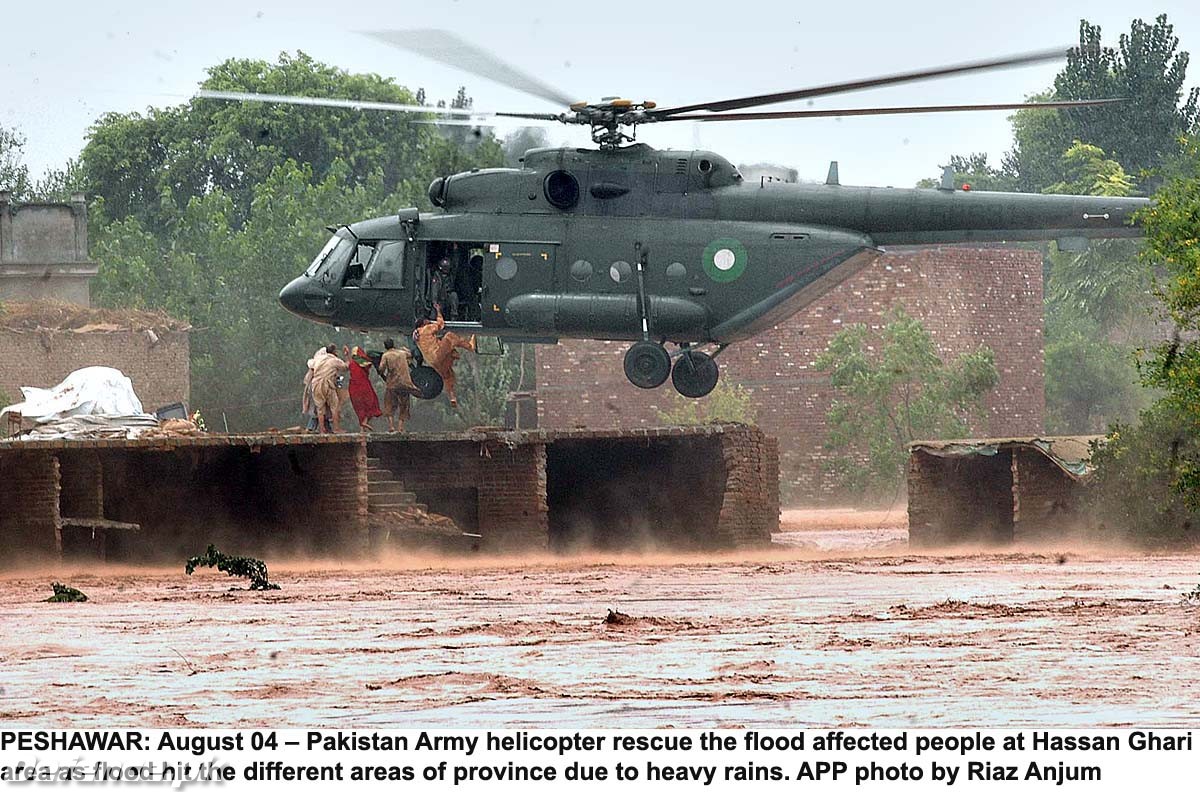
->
{"left": 1, "top": 366, "right": 147, "bottom": 423}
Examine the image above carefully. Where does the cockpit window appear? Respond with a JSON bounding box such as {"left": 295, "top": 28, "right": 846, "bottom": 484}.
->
{"left": 306, "top": 235, "right": 353, "bottom": 278}
{"left": 343, "top": 243, "right": 376, "bottom": 287}
{"left": 363, "top": 241, "right": 406, "bottom": 288}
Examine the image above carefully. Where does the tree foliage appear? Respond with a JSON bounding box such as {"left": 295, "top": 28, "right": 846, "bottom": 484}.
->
{"left": 655, "top": 381, "right": 757, "bottom": 425}
{"left": 928, "top": 15, "right": 1198, "bottom": 193}
{"left": 0, "top": 125, "right": 85, "bottom": 201}
{"left": 81, "top": 52, "right": 489, "bottom": 229}
{"left": 1044, "top": 311, "right": 1147, "bottom": 434}
{"left": 0, "top": 125, "right": 31, "bottom": 198}
{"left": 1088, "top": 139, "right": 1200, "bottom": 541}
{"left": 1039, "top": 142, "right": 1152, "bottom": 433}
{"left": 915, "top": 152, "right": 1018, "bottom": 191}
{"left": 1050, "top": 15, "right": 1198, "bottom": 181}
{"left": 185, "top": 544, "right": 280, "bottom": 590}
{"left": 813, "top": 307, "right": 999, "bottom": 496}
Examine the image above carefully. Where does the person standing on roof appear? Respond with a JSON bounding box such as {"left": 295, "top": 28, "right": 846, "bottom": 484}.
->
{"left": 378, "top": 337, "right": 418, "bottom": 433}
{"left": 414, "top": 305, "right": 476, "bottom": 408}
{"left": 308, "top": 345, "right": 348, "bottom": 433}
{"left": 344, "top": 345, "right": 383, "bottom": 432}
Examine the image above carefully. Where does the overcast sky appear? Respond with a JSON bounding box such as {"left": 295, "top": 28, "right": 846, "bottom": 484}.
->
{"left": 3, "top": 1, "right": 1197, "bottom": 188}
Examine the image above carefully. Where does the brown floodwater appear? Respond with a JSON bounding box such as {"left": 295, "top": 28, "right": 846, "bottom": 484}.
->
{"left": 3, "top": 514, "right": 1199, "bottom": 729}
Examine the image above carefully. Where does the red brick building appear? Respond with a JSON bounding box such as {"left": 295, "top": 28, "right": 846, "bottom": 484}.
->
{"left": 536, "top": 245, "right": 1045, "bottom": 503}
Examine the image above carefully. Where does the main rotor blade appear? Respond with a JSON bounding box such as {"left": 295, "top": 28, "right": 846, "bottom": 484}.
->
{"left": 652, "top": 47, "right": 1070, "bottom": 116}
{"left": 196, "top": 89, "right": 480, "bottom": 116}
{"left": 662, "top": 98, "right": 1126, "bottom": 122}
{"left": 364, "top": 29, "right": 578, "bottom": 108}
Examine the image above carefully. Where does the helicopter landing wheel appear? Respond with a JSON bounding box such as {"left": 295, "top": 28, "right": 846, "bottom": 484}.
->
{"left": 410, "top": 365, "right": 444, "bottom": 400}
{"left": 671, "top": 350, "right": 719, "bottom": 398}
{"left": 623, "top": 341, "right": 671, "bottom": 389}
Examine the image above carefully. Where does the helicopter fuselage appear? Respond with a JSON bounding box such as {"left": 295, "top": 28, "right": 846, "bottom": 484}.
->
{"left": 279, "top": 143, "right": 1148, "bottom": 346}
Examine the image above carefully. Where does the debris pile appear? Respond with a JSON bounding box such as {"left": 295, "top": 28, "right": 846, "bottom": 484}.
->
{"left": 0, "top": 300, "right": 190, "bottom": 334}
{"left": 369, "top": 507, "right": 467, "bottom": 548}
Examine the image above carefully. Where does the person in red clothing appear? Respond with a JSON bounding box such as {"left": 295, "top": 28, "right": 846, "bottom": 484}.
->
{"left": 344, "top": 345, "right": 383, "bottom": 432}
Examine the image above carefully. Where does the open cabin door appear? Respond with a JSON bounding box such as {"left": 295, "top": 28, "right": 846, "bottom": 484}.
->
{"left": 482, "top": 241, "right": 557, "bottom": 331}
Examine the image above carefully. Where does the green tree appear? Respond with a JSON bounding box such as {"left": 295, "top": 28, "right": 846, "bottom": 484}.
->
{"left": 813, "top": 307, "right": 999, "bottom": 496}
{"left": 0, "top": 126, "right": 84, "bottom": 201}
{"left": 655, "top": 382, "right": 757, "bottom": 425}
{"left": 1088, "top": 138, "right": 1200, "bottom": 541}
{"left": 1043, "top": 311, "right": 1147, "bottom": 434}
{"left": 1009, "top": 15, "right": 1197, "bottom": 191}
{"left": 80, "top": 52, "right": 500, "bottom": 231}
{"left": 1051, "top": 15, "right": 1198, "bottom": 180}
{"left": 930, "top": 15, "right": 1198, "bottom": 192}
{"left": 1043, "top": 141, "right": 1135, "bottom": 196}
{"left": 915, "top": 153, "right": 1018, "bottom": 191}
{"left": 1041, "top": 142, "right": 1153, "bottom": 433}
{"left": 0, "top": 125, "right": 31, "bottom": 198}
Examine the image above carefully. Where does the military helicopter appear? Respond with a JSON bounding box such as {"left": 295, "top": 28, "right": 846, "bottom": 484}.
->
{"left": 201, "top": 30, "right": 1149, "bottom": 398}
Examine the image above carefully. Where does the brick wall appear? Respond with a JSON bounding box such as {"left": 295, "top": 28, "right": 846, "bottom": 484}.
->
{"left": 0, "top": 328, "right": 190, "bottom": 413}
{"left": 536, "top": 246, "right": 1045, "bottom": 503}
{"left": 0, "top": 450, "right": 60, "bottom": 563}
{"left": 714, "top": 429, "right": 779, "bottom": 547}
{"left": 57, "top": 450, "right": 103, "bottom": 519}
{"left": 301, "top": 442, "right": 370, "bottom": 554}
{"left": 908, "top": 450, "right": 1015, "bottom": 547}
{"left": 2, "top": 427, "right": 779, "bottom": 561}
{"left": 369, "top": 438, "right": 549, "bottom": 552}
{"left": 1012, "top": 448, "right": 1085, "bottom": 542}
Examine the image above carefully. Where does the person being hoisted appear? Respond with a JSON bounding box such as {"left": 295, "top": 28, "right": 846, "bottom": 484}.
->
{"left": 413, "top": 304, "right": 476, "bottom": 408}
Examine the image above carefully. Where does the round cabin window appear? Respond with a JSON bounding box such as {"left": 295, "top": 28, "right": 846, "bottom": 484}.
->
{"left": 609, "top": 260, "right": 632, "bottom": 283}
{"left": 495, "top": 256, "right": 518, "bottom": 280}
{"left": 570, "top": 259, "right": 593, "bottom": 282}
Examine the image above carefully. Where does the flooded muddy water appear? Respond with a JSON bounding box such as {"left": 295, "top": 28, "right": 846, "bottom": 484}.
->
{"left": 3, "top": 518, "right": 1199, "bottom": 728}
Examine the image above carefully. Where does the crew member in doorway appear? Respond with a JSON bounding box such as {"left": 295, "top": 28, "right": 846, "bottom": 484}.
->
{"left": 345, "top": 345, "right": 383, "bottom": 432}
{"left": 458, "top": 252, "right": 484, "bottom": 321}
{"left": 430, "top": 257, "right": 459, "bottom": 321}
{"left": 414, "top": 306, "right": 476, "bottom": 408}
{"left": 308, "top": 345, "right": 348, "bottom": 433}
{"left": 378, "top": 337, "right": 418, "bottom": 433}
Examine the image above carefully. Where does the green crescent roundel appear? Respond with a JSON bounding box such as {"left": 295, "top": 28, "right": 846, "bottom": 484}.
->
{"left": 702, "top": 238, "right": 748, "bottom": 282}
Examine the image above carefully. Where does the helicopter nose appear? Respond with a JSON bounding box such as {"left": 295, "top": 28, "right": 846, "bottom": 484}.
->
{"left": 279, "top": 275, "right": 321, "bottom": 318}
